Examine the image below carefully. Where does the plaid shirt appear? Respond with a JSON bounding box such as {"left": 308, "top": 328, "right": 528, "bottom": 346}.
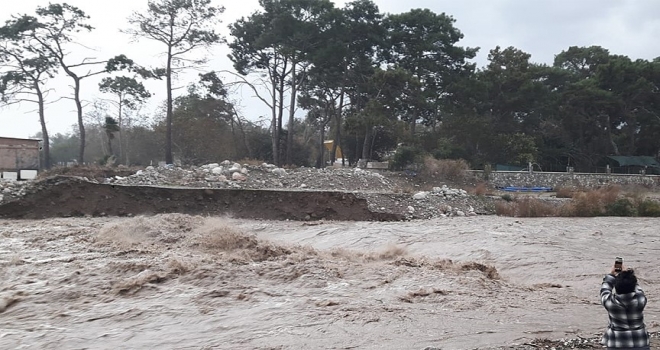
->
{"left": 600, "top": 274, "right": 650, "bottom": 348}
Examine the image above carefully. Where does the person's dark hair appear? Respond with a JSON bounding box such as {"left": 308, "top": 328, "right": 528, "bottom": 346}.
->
{"left": 615, "top": 270, "right": 637, "bottom": 294}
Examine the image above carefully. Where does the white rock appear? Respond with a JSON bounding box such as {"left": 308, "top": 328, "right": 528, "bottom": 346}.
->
{"left": 432, "top": 187, "right": 443, "bottom": 193}
{"left": 468, "top": 205, "right": 475, "bottom": 213}
{"left": 221, "top": 160, "right": 231, "bottom": 166}
{"left": 146, "top": 166, "right": 155, "bottom": 171}
{"left": 135, "top": 170, "right": 144, "bottom": 176}
{"left": 240, "top": 168, "right": 248, "bottom": 175}
{"left": 211, "top": 167, "right": 224, "bottom": 175}
{"left": 232, "top": 172, "right": 247, "bottom": 181}
{"left": 272, "top": 168, "right": 287, "bottom": 176}
{"left": 228, "top": 165, "right": 242, "bottom": 174}
{"left": 468, "top": 212, "right": 478, "bottom": 217}
{"left": 455, "top": 210, "right": 466, "bottom": 217}
{"left": 300, "top": 184, "right": 307, "bottom": 188}
{"left": 413, "top": 192, "right": 428, "bottom": 200}
{"left": 206, "top": 163, "right": 219, "bottom": 169}
{"left": 407, "top": 206, "right": 415, "bottom": 214}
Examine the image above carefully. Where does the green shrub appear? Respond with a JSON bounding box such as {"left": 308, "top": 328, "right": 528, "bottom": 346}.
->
{"left": 390, "top": 146, "right": 422, "bottom": 171}
{"left": 605, "top": 198, "right": 637, "bottom": 217}
{"left": 501, "top": 194, "right": 514, "bottom": 202}
{"left": 637, "top": 200, "right": 660, "bottom": 217}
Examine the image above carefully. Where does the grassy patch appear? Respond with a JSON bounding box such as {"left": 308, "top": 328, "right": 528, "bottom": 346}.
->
{"left": 497, "top": 186, "right": 660, "bottom": 218}
{"left": 554, "top": 186, "right": 576, "bottom": 198}
{"left": 495, "top": 197, "right": 557, "bottom": 217}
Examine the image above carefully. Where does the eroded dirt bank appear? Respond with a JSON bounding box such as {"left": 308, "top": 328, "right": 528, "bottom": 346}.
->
{"left": 0, "top": 176, "right": 401, "bottom": 221}
{"left": 1, "top": 215, "right": 659, "bottom": 349}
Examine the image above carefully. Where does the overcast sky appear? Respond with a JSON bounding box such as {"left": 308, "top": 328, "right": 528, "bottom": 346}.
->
{"left": 1, "top": 0, "right": 659, "bottom": 139}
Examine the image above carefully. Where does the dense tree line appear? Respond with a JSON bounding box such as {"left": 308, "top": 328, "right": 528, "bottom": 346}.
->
{"left": 2, "top": 0, "right": 659, "bottom": 171}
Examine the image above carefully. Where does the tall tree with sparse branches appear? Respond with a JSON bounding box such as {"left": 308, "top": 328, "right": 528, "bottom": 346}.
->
{"left": 5, "top": 3, "right": 136, "bottom": 164}
{"left": 0, "top": 25, "right": 59, "bottom": 168}
{"left": 125, "top": 0, "right": 224, "bottom": 164}
{"left": 228, "top": 0, "right": 334, "bottom": 166}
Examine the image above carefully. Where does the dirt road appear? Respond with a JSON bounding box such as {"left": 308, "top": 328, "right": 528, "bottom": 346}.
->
{"left": 1, "top": 215, "right": 658, "bottom": 349}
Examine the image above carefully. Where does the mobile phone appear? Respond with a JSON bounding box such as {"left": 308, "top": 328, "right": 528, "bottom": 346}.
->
{"left": 614, "top": 257, "right": 623, "bottom": 272}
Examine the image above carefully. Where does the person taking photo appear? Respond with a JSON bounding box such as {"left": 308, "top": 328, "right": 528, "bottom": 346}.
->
{"left": 600, "top": 260, "right": 650, "bottom": 350}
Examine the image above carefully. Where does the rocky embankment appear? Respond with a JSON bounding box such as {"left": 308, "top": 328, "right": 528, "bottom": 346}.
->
{"left": 1, "top": 162, "right": 495, "bottom": 220}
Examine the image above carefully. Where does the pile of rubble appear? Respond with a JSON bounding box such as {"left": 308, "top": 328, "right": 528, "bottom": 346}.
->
{"left": 105, "top": 161, "right": 398, "bottom": 193}
{"left": 0, "top": 180, "right": 30, "bottom": 203}
{"left": 0, "top": 161, "right": 495, "bottom": 219}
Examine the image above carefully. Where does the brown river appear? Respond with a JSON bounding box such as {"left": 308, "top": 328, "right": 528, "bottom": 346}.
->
{"left": 0, "top": 215, "right": 658, "bottom": 349}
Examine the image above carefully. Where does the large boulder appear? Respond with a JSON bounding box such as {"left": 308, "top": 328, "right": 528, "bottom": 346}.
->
{"left": 232, "top": 172, "right": 247, "bottom": 181}
{"left": 211, "top": 167, "right": 224, "bottom": 175}
{"left": 413, "top": 192, "right": 428, "bottom": 200}
{"left": 272, "top": 168, "right": 287, "bottom": 176}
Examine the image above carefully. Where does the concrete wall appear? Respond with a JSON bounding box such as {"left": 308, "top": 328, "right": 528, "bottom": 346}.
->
{"left": 471, "top": 170, "right": 660, "bottom": 188}
{"left": 0, "top": 138, "right": 40, "bottom": 172}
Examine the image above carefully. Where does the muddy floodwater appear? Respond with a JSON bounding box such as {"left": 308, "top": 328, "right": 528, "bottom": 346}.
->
{"left": 0, "top": 215, "right": 658, "bottom": 349}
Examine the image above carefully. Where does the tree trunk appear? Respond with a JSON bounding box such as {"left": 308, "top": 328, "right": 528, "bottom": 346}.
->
{"left": 316, "top": 122, "right": 325, "bottom": 169}
{"left": 362, "top": 125, "right": 372, "bottom": 160}
{"left": 107, "top": 136, "right": 113, "bottom": 156}
{"left": 331, "top": 89, "right": 345, "bottom": 164}
{"left": 277, "top": 57, "right": 288, "bottom": 166}
{"left": 605, "top": 114, "right": 620, "bottom": 155}
{"left": 354, "top": 133, "right": 360, "bottom": 166}
{"left": 58, "top": 55, "right": 85, "bottom": 164}
{"left": 286, "top": 61, "right": 297, "bottom": 165}
{"left": 270, "top": 69, "right": 279, "bottom": 165}
{"left": 35, "top": 84, "right": 50, "bottom": 169}
{"left": 118, "top": 95, "right": 124, "bottom": 165}
{"left": 165, "top": 49, "right": 174, "bottom": 164}
{"left": 125, "top": 130, "right": 131, "bottom": 165}
{"left": 73, "top": 77, "right": 85, "bottom": 164}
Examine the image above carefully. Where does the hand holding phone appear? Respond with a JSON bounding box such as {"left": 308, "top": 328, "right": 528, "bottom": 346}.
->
{"left": 614, "top": 257, "right": 623, "bottom": 273}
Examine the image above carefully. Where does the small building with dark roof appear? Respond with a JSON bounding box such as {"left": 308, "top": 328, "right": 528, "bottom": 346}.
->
{"left": 598, "top": 155, "right": 660, "bottom": 175}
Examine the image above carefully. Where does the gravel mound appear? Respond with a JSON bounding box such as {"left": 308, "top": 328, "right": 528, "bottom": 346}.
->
{"left": 1, "top": 162, "right": 495, "bottom": 220}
